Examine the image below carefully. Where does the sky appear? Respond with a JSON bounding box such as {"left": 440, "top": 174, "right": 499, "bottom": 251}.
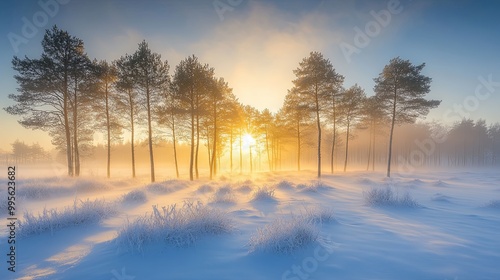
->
{"left": 1, "top": 0, "right": 499, "bottom": 151}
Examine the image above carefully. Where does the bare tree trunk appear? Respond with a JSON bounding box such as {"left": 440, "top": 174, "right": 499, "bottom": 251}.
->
{"left": 195, "top": 114, "right": 200, "bottom": 179}
{"left": 275, "top": 136, "right": 279, "bottom": 171}
{"left": 210, "top": 100, "right": 217, "bottom": 179}
{"left": 129, "top": 91, "right": 136, "bottom": 178}
{"left": 207, "top": 129, "right": 212, "bottom": 177}
{"left": 105, "top": 82, "right": 111, "bottom": 178}
{"left": 218, "top": 152, "right": 221, "bottom": 173}
{"left": 330, "top": 97, "right": 336, "bottom": 174}
{"left": 189, "top": 96, "right": 195, "bottom": 181}
{"left": 172, "top": 114, "right": 179, "bottom": 178}
{"left": 195, "top": 95, "right": 200, "bottom": 179}
{"left": 74, "top": 136, "right": 80, "bottom": 176}
{"left": 330, "top": 126, "right": 336, "bottom": 174}
{"left": 146, "top": 84, "right": 155, "bottom": 183}
{"left": 314, "top": 84, "right": 321, "bottom": 178}
{"left": 366, "top": 124, "right": 372, "bottom": 171}
{"left": 372, "top": 128, "right": 376, "bottom": 171}
{"left": 317, "top": 120, "right": 322, "bottom": 178}
{"left": 297, "top": 119, "right": 301, "bottom": 171}
{"left": 230, "top": 127, "right": 233, "bottom": 173}
{"left": 279, "top": 140, "right": 282, "bottom": 170}
{"left": 64, "top": 104, "right": 72, "bottom": 176}
{"left": 73, "top": 85, "right": 80, "bottom": 177}
{"left": 63, "top": 74, "right": 73, "bottom": 176}
{"left": 344, "top": 121, "right": 350, "bottom": 172}
{"left": 387, "top": 89, "right": 397, "bottom": 177}
{"left": 265, "top": 128, "right": 271, "bottom": 172}
{"left": 239, "top": 129, "right": 242, "bottom": 174}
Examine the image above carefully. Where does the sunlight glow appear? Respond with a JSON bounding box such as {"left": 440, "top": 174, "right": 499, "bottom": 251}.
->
{"left": 242, "top": 133, "right": 256, "bottom": 149}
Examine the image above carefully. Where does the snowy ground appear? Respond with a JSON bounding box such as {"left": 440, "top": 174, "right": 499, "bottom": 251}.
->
{"left": 1, "top": 169, "right": 499, "bottom": 280}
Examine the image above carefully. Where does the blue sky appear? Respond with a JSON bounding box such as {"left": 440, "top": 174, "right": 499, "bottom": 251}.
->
{"left": 1, "top": 0, "right": 499, "bottom": 150}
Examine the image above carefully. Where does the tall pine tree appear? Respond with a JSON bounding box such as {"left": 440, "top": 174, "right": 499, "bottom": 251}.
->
{"left": 291, "top": 52, "right": 344, "bottom": 178}
{"left": 374, "top": 57, "right": 440, "bottom": 177}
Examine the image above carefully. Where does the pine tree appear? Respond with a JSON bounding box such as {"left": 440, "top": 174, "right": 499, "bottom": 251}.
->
{"left": 130, "top": 41, "right": 170, "bottom": 182}
{"left": 360, "top": 95, "right": 386, "bottom": 171}
{"left": 157, "top": 81, "right": 183, "bottom": 179}
{"left": 115, "top": 54, "right": 140, "bottom": 178}
{"left": 281, "top": 88, "right": 312, "bottom": 171}
{"left": 374, "top": 57, "right": 440, "bottom": 177}
{"left": 291, "top": 52, "right": 344, "bottom": 178}
{"left": 339, "top": 84, "right": 366, "bottom": 172}
{"left": 5, "top": 26, "right": 90, "bottom": 176}
{"left": 93, "top": 60, "right": 120, "bottom": 178}
{"left": 255, "top": 109, "right": 274, "bottom": 172}
{"left": 172, "top": 55, "right": 213, "bottom": 180}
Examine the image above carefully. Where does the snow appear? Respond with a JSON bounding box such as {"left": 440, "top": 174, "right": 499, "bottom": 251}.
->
{"left": 1, "top": 169, "right": 500, "bottom": 279}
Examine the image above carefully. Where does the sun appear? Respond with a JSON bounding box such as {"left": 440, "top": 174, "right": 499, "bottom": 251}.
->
{"left": 242, "top": 133, "right": 256, "bottom": 149}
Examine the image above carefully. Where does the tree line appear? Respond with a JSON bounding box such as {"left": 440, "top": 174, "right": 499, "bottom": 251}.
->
{"left": 5, "top": 140, "right": 52, "bottom": 164}
{"left": 6, "top": 26, "right": 444, "bottom": 181}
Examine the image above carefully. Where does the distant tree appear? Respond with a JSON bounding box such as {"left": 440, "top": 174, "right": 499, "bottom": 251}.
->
{"left": 202, "top": 90, "right": 241, "bottom": 175}
{"left": 281, "top": 88, "right": 312, "bottom": 171}
{"left": 11, "top": 140, "right": 29, "bottom": 163}
{"left": 93, "top": 60, "right": 120, "bottom": 178}
{"left": 255, "top": 109, "right": 274, "bottom": 172}
{"left": 374, "top": 57, "right": 440, "bottom": 177}
{"left": 219, "top": 93, "right": 241, "bottom": 173}
{"left": 235, "top": 102, "right": 246, "bottom": 173}
{"left": 291, "top": 52, "right": 344, "bottom": 177}
{"left": 489, "top": 123, "right": 500, "bottom": 166}
{"left": 325, "top": 85, "right": 344, "bottom": 174}
{"left": 173, "top": 55, "right": 197, "bottom": 180}
{"left": 360, "top": 95, "right": 386, "bottom": 171}
{"left": 157, "top": 81, "right": 183, "bottom": 178}
{"left": 207, "top": 77, "right": 232, "bottom": 179}
{"left": 272, "top": 109, "right": 295, "bottom": 171}
{"left": 10, "top": 140, "right": 51, "bottom": 163}
{"left": 5, "top": 26, "right": 90, "bottom": 176}
{"left": 131, "top": 41, "right": 170, "bottom": 182}
{"left": 29, "top": 143, "right": 51, "bottom": 162}
{"left": 115, "top": 54, "right": 140, "bottom": 178}
{"left": 446, "top": 119, "right": 474, "bottom": 166}
{"left": 243, "top": 105, "right": 259, "bottom": 173}
{"left": 339, "top": 85, "right": 366, "bottom": 172}
{"left": 67, "top": 37, "right": 93, "bottom": 177}
{"left": 172, "top": 55, "right": 213, "bottom": 180}
{"left": 473, "top": 120, "right": 489, "bottom": 166}
{"left": 446, "top": 119, "right": 490, "bottom": 166}
{"left": 426, "top": 121, "right": 448, "bottom": 167}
